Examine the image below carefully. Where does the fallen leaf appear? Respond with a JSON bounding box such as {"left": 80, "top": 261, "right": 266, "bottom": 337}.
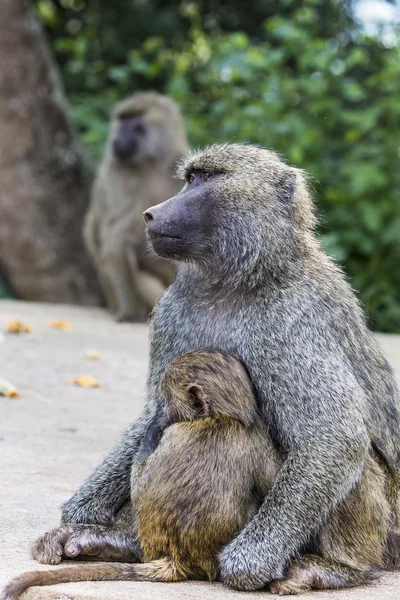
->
{"left": 84, "top": 349, "right": 101, "bottom": 360}
{"left": 0, "top": 377, "right": 20, "bottom": 397}
{"left": 69, "top": 375, "right": 100, "bottom": 388}
{"left": 7, "top": 320, "right": 33, "bottom": 334}
{"left": 49, "top": 320, "right": 72, "bottom": 331}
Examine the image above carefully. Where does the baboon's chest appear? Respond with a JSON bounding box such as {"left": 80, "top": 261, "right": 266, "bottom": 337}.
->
{"left": 156, "top": 291, "right": 251, "bottom": 356}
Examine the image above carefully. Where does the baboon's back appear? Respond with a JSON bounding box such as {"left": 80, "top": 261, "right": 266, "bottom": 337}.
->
{"left": 132, "top": 418, "right": 261, "bottom": 579}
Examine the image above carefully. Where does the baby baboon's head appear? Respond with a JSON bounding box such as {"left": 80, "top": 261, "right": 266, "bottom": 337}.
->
{"left": 144, "top": 143, "right": 316, "bottom": 281}
{"left": 160, "top": 350, "right": 257, "bottom": 427}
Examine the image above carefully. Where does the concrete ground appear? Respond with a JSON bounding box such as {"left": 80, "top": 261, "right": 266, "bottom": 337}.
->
{"left": 0, "top": 299, "right": 399, "bottom": 600}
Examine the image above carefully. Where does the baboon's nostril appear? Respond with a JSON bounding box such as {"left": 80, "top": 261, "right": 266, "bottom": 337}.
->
{"left": 143, "top": 210, "right": 154, "bottom": 223}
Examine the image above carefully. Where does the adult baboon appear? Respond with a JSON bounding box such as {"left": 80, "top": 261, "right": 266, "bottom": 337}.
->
{"left": 84, "top": 92, "right": 188, "bottom": 321}
{"left": 23, "top": 144, "right": 400, "bottom": 593}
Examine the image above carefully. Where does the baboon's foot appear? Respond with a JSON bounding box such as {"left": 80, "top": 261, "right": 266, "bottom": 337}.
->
{"left": 270, "top": 554, "right": 378, "bottom": 595}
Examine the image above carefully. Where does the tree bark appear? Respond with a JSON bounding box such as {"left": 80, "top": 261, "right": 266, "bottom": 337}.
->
{"left": 0, "top": 0, "right": 102, "bottom": 304}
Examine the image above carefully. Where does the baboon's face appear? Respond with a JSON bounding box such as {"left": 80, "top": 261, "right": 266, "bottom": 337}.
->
{"left": 144, "top": 144, "right": 303, "bottom": 272}
{"left": 112, "top": 113, "right": 147, "bottom": 161}
{"left": 111, "top": 107, "right": 170, "bottom": 164}
{"left": 143, "top": 170, "right": 222, "bottom": 261}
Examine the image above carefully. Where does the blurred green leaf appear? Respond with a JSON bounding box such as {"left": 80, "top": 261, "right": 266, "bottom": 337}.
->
{"left": 33, "top": 0, "right": 400, "bottom": 332}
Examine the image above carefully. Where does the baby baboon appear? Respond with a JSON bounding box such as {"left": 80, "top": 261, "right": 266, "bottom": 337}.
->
{"left": 28, "top": 144, "right": 400, "bottom": 593}
{"left": 1, "top": 351, "right": 279, "bottom": 599}
{"left": 84, "top": 91, "right": 188, "bottom": 322}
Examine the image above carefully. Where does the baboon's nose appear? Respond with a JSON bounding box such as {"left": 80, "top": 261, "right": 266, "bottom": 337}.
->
{"left": 143, "top": 210, "right": 154, "bottom": 223}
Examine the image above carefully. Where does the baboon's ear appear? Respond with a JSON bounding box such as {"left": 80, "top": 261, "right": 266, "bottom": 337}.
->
{"left": 186, "top": 384, "right": 210, "bottom": 418}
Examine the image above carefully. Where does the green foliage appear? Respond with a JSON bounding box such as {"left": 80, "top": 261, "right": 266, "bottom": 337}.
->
{"left": 36, "top": 0, "right": 400, "bottom": 331}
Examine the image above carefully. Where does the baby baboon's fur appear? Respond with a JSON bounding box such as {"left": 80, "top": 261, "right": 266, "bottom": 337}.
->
{"left": 84, "top": 91, "right": 188, "bottom": 321}
{"left": 1, "top": 351, "right": 279, "bottom": 599}
{"left": 27, "top": 144, "right": 400, "bottom": 593}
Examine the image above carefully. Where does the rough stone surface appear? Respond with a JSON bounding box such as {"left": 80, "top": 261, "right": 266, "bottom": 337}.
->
{"left": 0, "top": 300, "right": 399, "bottom": 600}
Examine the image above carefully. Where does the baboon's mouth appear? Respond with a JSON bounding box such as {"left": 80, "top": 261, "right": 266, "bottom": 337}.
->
{"left": 149, "top": 232, "right": 182, "bottom": 241}
{"left": 148, "top": 232, "right": 184, "bottom": 259}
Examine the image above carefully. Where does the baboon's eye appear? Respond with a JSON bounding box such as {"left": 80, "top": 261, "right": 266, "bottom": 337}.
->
{"left": 203, "top": 172, "right": 211, "bottom": 181}
{"left": 187, "top": 173, "right": 195, "bottom": 184}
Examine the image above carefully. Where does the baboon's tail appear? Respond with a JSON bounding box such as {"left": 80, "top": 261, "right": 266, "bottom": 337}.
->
{"left": 1, "top": 558, "right": 183, "bottom": 600}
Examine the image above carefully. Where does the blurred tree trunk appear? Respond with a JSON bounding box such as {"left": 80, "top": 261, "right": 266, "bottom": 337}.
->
{"left": 0, "top": 0, "right": 102, "bottom": 305}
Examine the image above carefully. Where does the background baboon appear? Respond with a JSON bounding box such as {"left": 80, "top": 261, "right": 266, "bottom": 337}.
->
{"left": 24, "top": 144, "right": 400, "bottom": 592}
{"left": 1, "top": 351, "right": 279, "bottom": 599}
{"left": 84, "top": 91, "right": 188, "bottom": 322}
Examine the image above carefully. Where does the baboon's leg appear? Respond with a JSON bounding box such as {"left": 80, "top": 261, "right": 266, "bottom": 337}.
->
{"left": 33, "top": 503, "right": 141, "bottom": 565}
{"left": 269, "top": 554, "right": 377, "bottom": 595}
{"left": 317, "top": 454, "right": 391, "bottom": 565}
{"left": 271, "top": 456, "right": 391, "bottom": 594}
{"left": 98, "top": 270, "right": 118, "bottom": 313}
{"left": 125, "top": 248, "right": 166, "bottom": 317}
{"left": 382, "top": 460, "right": 400, "bottom": 568}
{"left": 136, "top": 271, "right": 166, "bottom": 308}
{"left": 385, "top": 528, "right": 400, "bottom": 567}
{"left": 101, "top": 249, "right": 147, "bottom": 322}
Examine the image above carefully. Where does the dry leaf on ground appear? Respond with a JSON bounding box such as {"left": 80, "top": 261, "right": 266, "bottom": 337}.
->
{"left": 69, "top": 375, "right": 100, "bottom": 388}
{"left": 84, "top": 349, "right": 101, "bottom": 360}
{"left": 7, "top": 320, "right": 33, "bottom": 334}
{"left": 0, "top": 377, "right": 20, "bottom": 397}
{"left": 49, "top": 320, "right": 72, "bottom": 331}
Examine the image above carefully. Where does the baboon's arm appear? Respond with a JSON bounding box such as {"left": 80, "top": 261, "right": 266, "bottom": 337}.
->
{"left": 32, "top": 503, "right": 141, "bottom": 566}
{"left": 219, "top": 351, "right": 370, "bottom": 591}
{"left": 61, "top": 409, "right": 152, "bottom": 525}
{"left": 83, "top": 176, "right": 106, "bottom": 260}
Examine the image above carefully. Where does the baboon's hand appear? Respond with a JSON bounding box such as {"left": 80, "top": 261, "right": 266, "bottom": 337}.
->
{"left": 31, "top": 525, "right": 108, "bottom": 565}
{"left": 219, "top": 532, "right": 284, "bottom": 591}
{"left": 32, "top": 527, "right": 70, "bottom": 565}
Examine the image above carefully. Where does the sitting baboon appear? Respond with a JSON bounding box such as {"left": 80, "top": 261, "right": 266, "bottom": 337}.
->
{"left": 13, "top": 143, "right": 400, "bottom": 594}
{"left": 84, "top": 91, "right": 188, "bottom": 322}
{"left": 1, "top": 351, "right": 280, "bottom": 598}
